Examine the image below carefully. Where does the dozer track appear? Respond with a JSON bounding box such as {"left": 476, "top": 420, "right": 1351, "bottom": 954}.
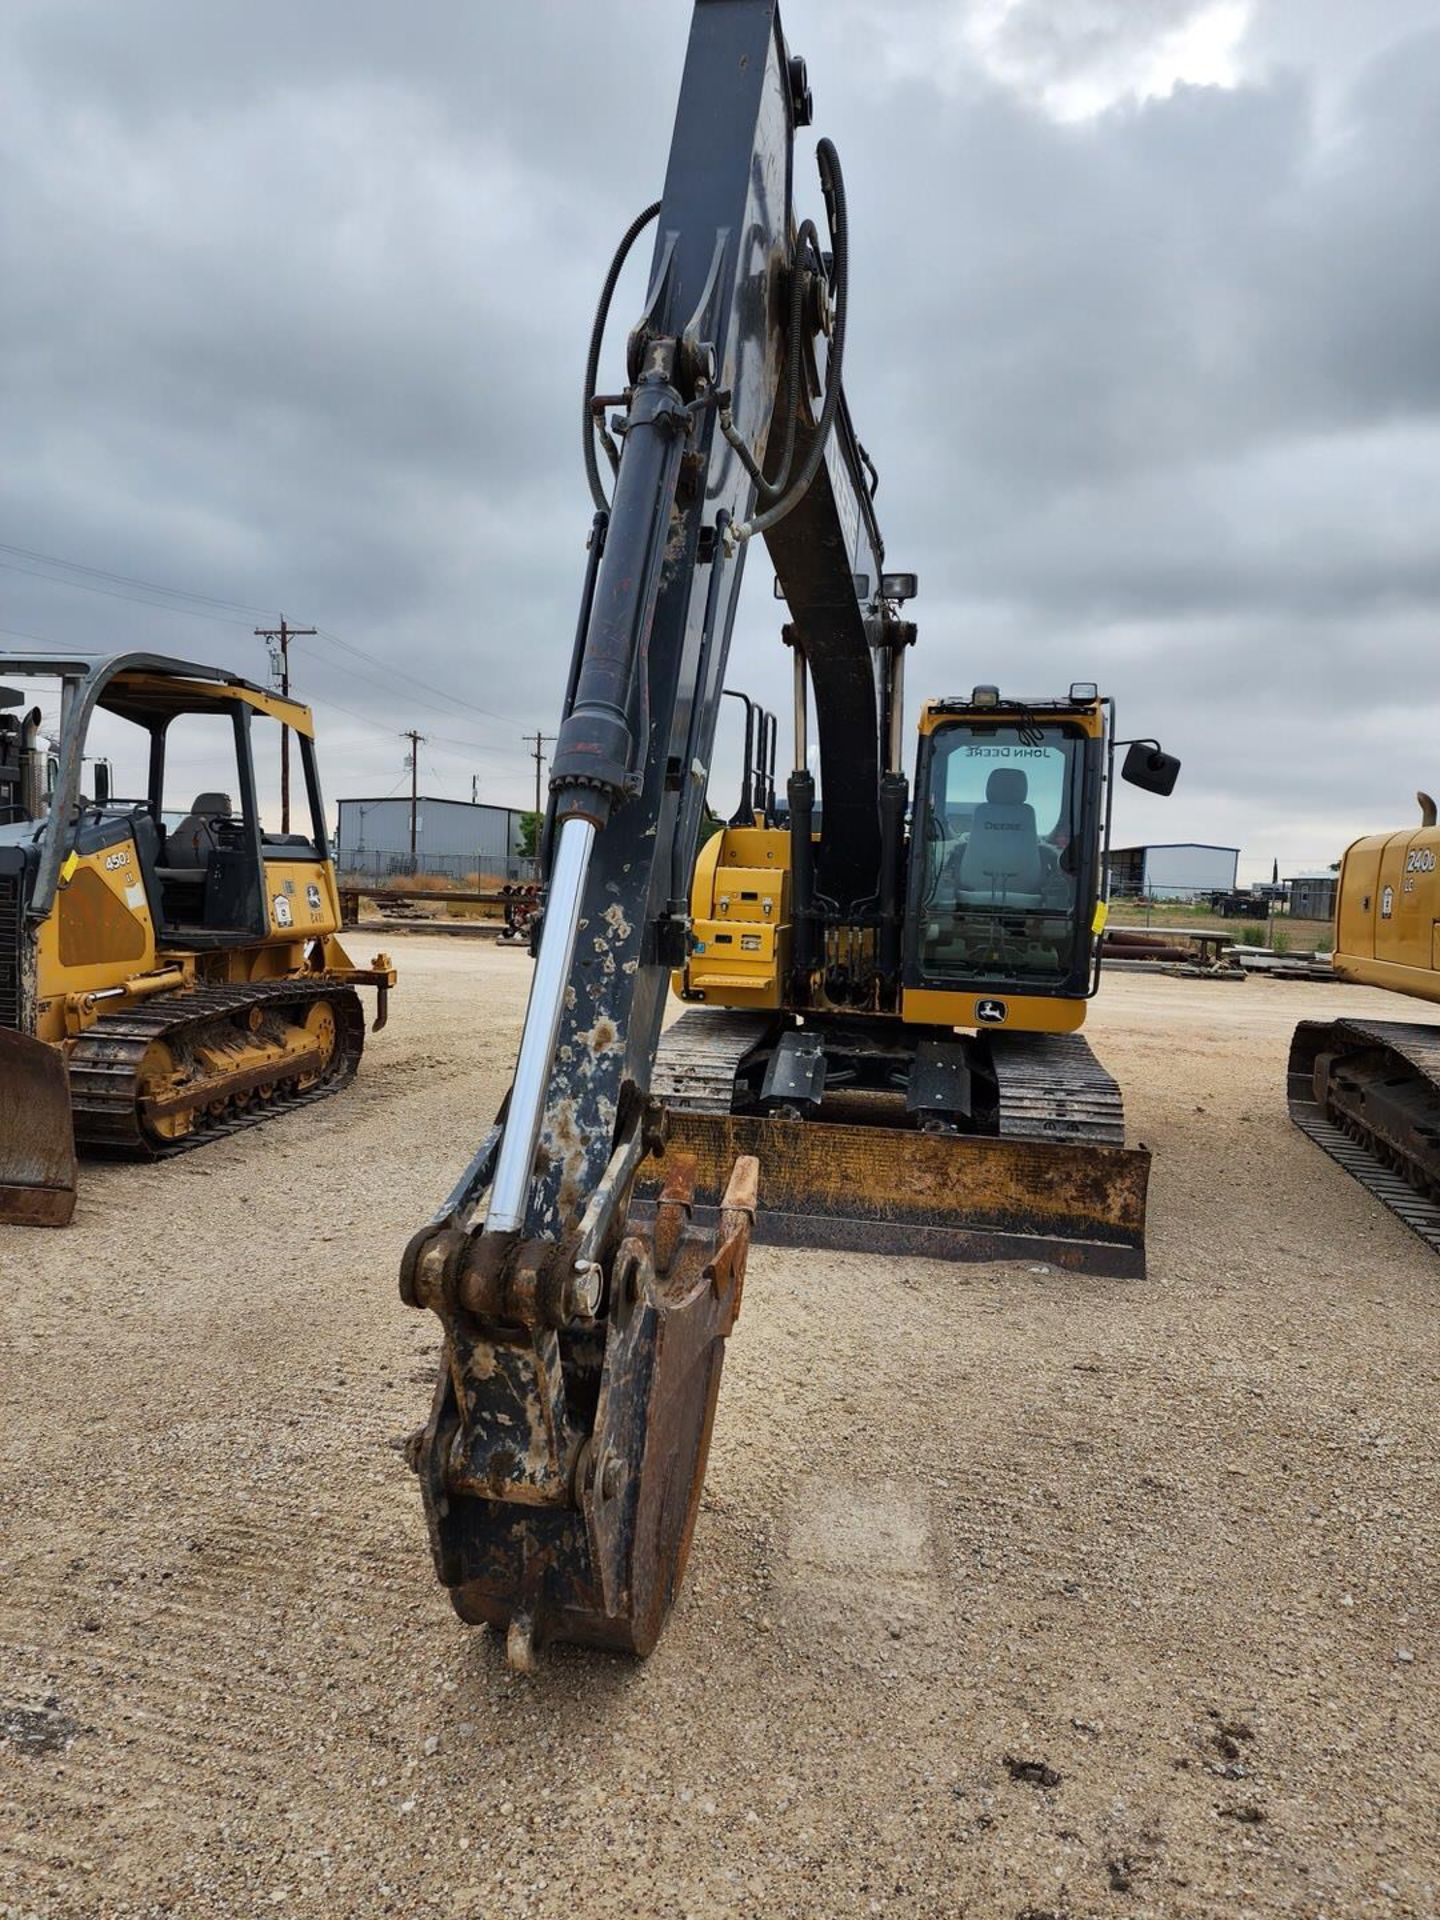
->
{"left": 67, "top": 977, "right": 365, "bottom": 1158}
{"left": 646, "top": 1010, "right": 1148, "bottom": 1274}
{"left": 1288, "top": 1018, "right": 1440, "bottom": 1255}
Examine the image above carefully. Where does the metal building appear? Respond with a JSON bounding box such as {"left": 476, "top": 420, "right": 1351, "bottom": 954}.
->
{"left": 335, "top": 795, "right": 532, "bottom": 882}
{"left": 1106, "top": 842, "right": 1239, "bottom": 902}
{"left": 1286, "top": 871, "right": 1339, "bottom": 922}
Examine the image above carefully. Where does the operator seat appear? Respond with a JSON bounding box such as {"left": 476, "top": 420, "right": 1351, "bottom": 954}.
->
{"left": 159, "top": 791, "right": 234, "bottom": 883}
{"left": 955, "top": 767, "right": 1043, "bottom": 907}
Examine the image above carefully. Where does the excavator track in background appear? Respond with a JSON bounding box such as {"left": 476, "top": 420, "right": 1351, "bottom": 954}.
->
{"left": 1288, "top": 1018, "right": 1440, "bottom": 1255}
{"left": 68, "top": 977, "right": 365, "bottom": 1158}
{"left": 648, "top": 1011, "right": 1148, "bottom": 1273}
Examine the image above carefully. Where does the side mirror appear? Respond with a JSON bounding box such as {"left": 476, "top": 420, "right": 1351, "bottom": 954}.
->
{"left": 1121, "top": 741, "right": 1181, "bottom": 797}
{"left": 0, "top": 685, "right": 23, "bottom": 711}
{"left": 93, "top": 760, "right": 111, "bottom": 806}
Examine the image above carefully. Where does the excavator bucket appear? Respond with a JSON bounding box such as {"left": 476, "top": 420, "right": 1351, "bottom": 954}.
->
{"left": 0, "top": 1029, "right": 78, "bottom": 1227}
{"left": 638, "top": 1110, "right": 1150, "bottom": 1277}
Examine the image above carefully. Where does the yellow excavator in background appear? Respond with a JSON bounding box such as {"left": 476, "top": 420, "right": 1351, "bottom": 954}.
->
{"left": 1288, "top": 790, "right": 1440, "bottom": 1251}
{"left": 0, "top": 650, "right": 394, "bottom": 1226}
{"left": 655, "top": 682, "right": 1180, "bottom": 1273}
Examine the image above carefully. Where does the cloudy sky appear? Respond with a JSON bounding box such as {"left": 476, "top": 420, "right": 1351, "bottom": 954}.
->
{"left": 4, "top": 0, "right": 1439, "bottom": 878}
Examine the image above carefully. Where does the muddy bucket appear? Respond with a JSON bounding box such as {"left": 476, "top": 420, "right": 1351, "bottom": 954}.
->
{"left": 635, "top": 1110, "right": 1149, "bottom": 1278}
{"left": 0, "top": 1029, "right": 78, "bottom": 1226}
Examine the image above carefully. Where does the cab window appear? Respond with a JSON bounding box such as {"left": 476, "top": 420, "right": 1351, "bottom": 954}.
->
{"left": 917, "top": 724, "right": 1085, "bottom": 983}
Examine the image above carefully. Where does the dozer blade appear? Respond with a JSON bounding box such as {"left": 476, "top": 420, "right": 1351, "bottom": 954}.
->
{"left": 636, "top": 1110, "right": 1150, "bottom": 1277}
{"left": 0, "top": 1029, "right": 78, "bottom": 1227}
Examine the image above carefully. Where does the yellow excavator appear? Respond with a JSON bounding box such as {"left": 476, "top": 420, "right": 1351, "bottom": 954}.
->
{"left": 397, "top": 0, "right": 1181, "bottom": 1666}
{"left": 0, "top": 650, "right": 394, "bottom": 1226}
{"left": 1288, "top": 791, "right": 1440, "bottom": 1251}
{"left": 653, "top": 683, "right": 1180, "bottom": 1274}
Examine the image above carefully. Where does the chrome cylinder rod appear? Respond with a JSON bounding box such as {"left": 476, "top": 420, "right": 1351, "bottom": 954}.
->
{"left": 485, "top": 814, "right": 597, "bottom": 1235}
{"left": 888, "top": 648, "right": 905, "bottom": 774}
{"left": 793, "top": 646, "right": 808, "bottom": 774}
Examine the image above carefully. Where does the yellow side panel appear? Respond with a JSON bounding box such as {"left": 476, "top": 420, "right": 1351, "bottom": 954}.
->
{"left": 37, "top": 844, "right": 157, "bottom": 1002}
{"left": 677, "top": 826, "right": 792, "bottom": 1010}
{"left": 1334, "top": 835, "right": 1383, "bottom": 966}
{"left": 1337, "top": 954, "right": 1440, "bottom": 1005}
{"left": 688, "top": 917, "right": 783, "bottom": 1000}
{"left": 260, "top": 860, "right": 341, "bottom": 940}
{"left": 711, "top": 825, "right": 790, "bottom": 870}
{"left": 707, "top": 866, "right": 787, "bottom": 923}
{"left": 1379, "top": 826, "right": 1440, "bottom": 972}
{"left": 901, "top": 987, "right": 1087, "bottom": 1033}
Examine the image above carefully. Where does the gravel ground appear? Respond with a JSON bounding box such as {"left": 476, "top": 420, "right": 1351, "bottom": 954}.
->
{"left": 1, "top": 936, "right": 1436, "bottom": 1920}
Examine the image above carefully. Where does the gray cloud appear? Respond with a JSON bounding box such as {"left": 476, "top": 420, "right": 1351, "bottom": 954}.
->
{"left": 2, "top": 1, "right": 1438, "bottom": 875}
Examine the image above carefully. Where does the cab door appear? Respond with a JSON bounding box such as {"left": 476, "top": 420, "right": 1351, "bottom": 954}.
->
{"left": 247, "top": 715, "right": 341, "bottom": 944}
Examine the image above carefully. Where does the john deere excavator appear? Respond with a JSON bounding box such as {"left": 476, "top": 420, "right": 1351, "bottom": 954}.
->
{"left": 399, "top": 0, "right": 1177, "bottom": 1666}
{"left": 0, "top": 651, "right": 394, "bottom": 1225}
{"left": 1288, "top": 791, "right": 1440, "bottom": 1252}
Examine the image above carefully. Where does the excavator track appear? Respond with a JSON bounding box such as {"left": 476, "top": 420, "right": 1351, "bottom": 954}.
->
{"left": 990, "top": 1031, "right": 1127, "bottom": 1146}
{"left": 67, "top": 978, "right": 365, "bottom": 1159}
{"left": 652, "top": 1009, "right": 771, "bottom": 1110}
{"left": 1288, "top": 1018, "right": 1440, "bottom": 1255}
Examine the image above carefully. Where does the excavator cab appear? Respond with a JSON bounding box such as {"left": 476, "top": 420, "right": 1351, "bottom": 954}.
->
{"left": 909, "top": 703, "right": 1101, "bottom": 995}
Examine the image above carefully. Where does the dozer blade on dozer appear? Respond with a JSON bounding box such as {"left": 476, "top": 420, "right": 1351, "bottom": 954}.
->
{"left": 636, "top": 1109, "right": 1151, "bottom": 1278}
{"left": 0, "top": 1029, "right": 78, "bottom": 1227}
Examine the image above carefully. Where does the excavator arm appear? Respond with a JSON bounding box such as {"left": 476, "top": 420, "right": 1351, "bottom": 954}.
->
{"left": 400, "top": 0, "right": 898, "bottom": 1664}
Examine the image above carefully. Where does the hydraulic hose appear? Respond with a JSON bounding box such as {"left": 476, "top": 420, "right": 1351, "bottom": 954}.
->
{"left": 583, "top": 199, "right": 663, "bottom": 514}
{"left": 719, "top": 216, "right": 820, "bottom": 503}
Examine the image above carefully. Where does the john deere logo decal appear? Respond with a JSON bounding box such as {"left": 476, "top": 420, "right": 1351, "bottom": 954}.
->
{"left": 976, "top": 998, "right": 1007, "bottom": 1024}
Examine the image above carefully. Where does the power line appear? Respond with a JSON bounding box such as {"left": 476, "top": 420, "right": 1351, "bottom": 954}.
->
{"left": 310, "top": 625, "right": 522, "bottom": 729}
{"left": 0, "top": 556, "right": 259, "bottom": 628}
{"left": 1, "top": 537, "right": 525, "bottom": 731}
{"left": 0, "top": 538, "right": 281, "bottom": 616}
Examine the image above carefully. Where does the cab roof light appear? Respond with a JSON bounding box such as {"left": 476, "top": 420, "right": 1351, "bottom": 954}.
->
{"left": 971, "top": 684, "right": 1000, "bottom": 708}
{"left": 1069, "top": 681, "right": 1098, "bottom": 701}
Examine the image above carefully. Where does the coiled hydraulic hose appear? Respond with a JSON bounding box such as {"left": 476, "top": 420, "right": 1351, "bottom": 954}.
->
{"left": 728, "top": 136, "right": 849, "bottom": 548}
{"left": 583, "top": 199, "right": 662, "bottom": 514}
{"left": 719, "top": 215, "right": 821, "bottom": 504}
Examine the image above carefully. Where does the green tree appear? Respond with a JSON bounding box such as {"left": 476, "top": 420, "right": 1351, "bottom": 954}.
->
{"left": 518, "top": 810, "right": 542, "bottom": 858}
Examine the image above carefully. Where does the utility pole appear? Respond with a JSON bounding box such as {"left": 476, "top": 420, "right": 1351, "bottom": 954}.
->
{"left": 528, "top": 729, "right": 556, "bottom": 819}
{"left": 254, "top": 618, "right": 315, "bottom": 832}
{"left": 472, "top": 774, "right": 479, "bottom": 805}
{"left": 402, "top": 729, "right": 426, "bottom": 867}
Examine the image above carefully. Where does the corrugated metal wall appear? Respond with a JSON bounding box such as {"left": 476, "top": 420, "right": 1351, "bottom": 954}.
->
{"left": 335, "top": 797, "right": 531, "bottom": 880}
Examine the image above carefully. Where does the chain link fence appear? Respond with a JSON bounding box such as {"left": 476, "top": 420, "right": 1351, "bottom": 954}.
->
{"left": 336, "top": 847, "right": 537, "bottom": 886}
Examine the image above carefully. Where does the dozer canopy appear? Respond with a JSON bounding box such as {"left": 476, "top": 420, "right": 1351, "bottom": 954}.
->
{"left": 0, "top": 649, "right": 316, "bottom": 923}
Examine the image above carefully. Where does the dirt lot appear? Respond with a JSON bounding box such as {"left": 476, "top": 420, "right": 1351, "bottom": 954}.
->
{"left": 2, "top": 936, "right": 1436, "bottom": 1920}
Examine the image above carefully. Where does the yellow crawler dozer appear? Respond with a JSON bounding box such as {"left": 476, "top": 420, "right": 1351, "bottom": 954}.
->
{"left": 0, "top": 650, "right": 394, "bottom": 1225}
